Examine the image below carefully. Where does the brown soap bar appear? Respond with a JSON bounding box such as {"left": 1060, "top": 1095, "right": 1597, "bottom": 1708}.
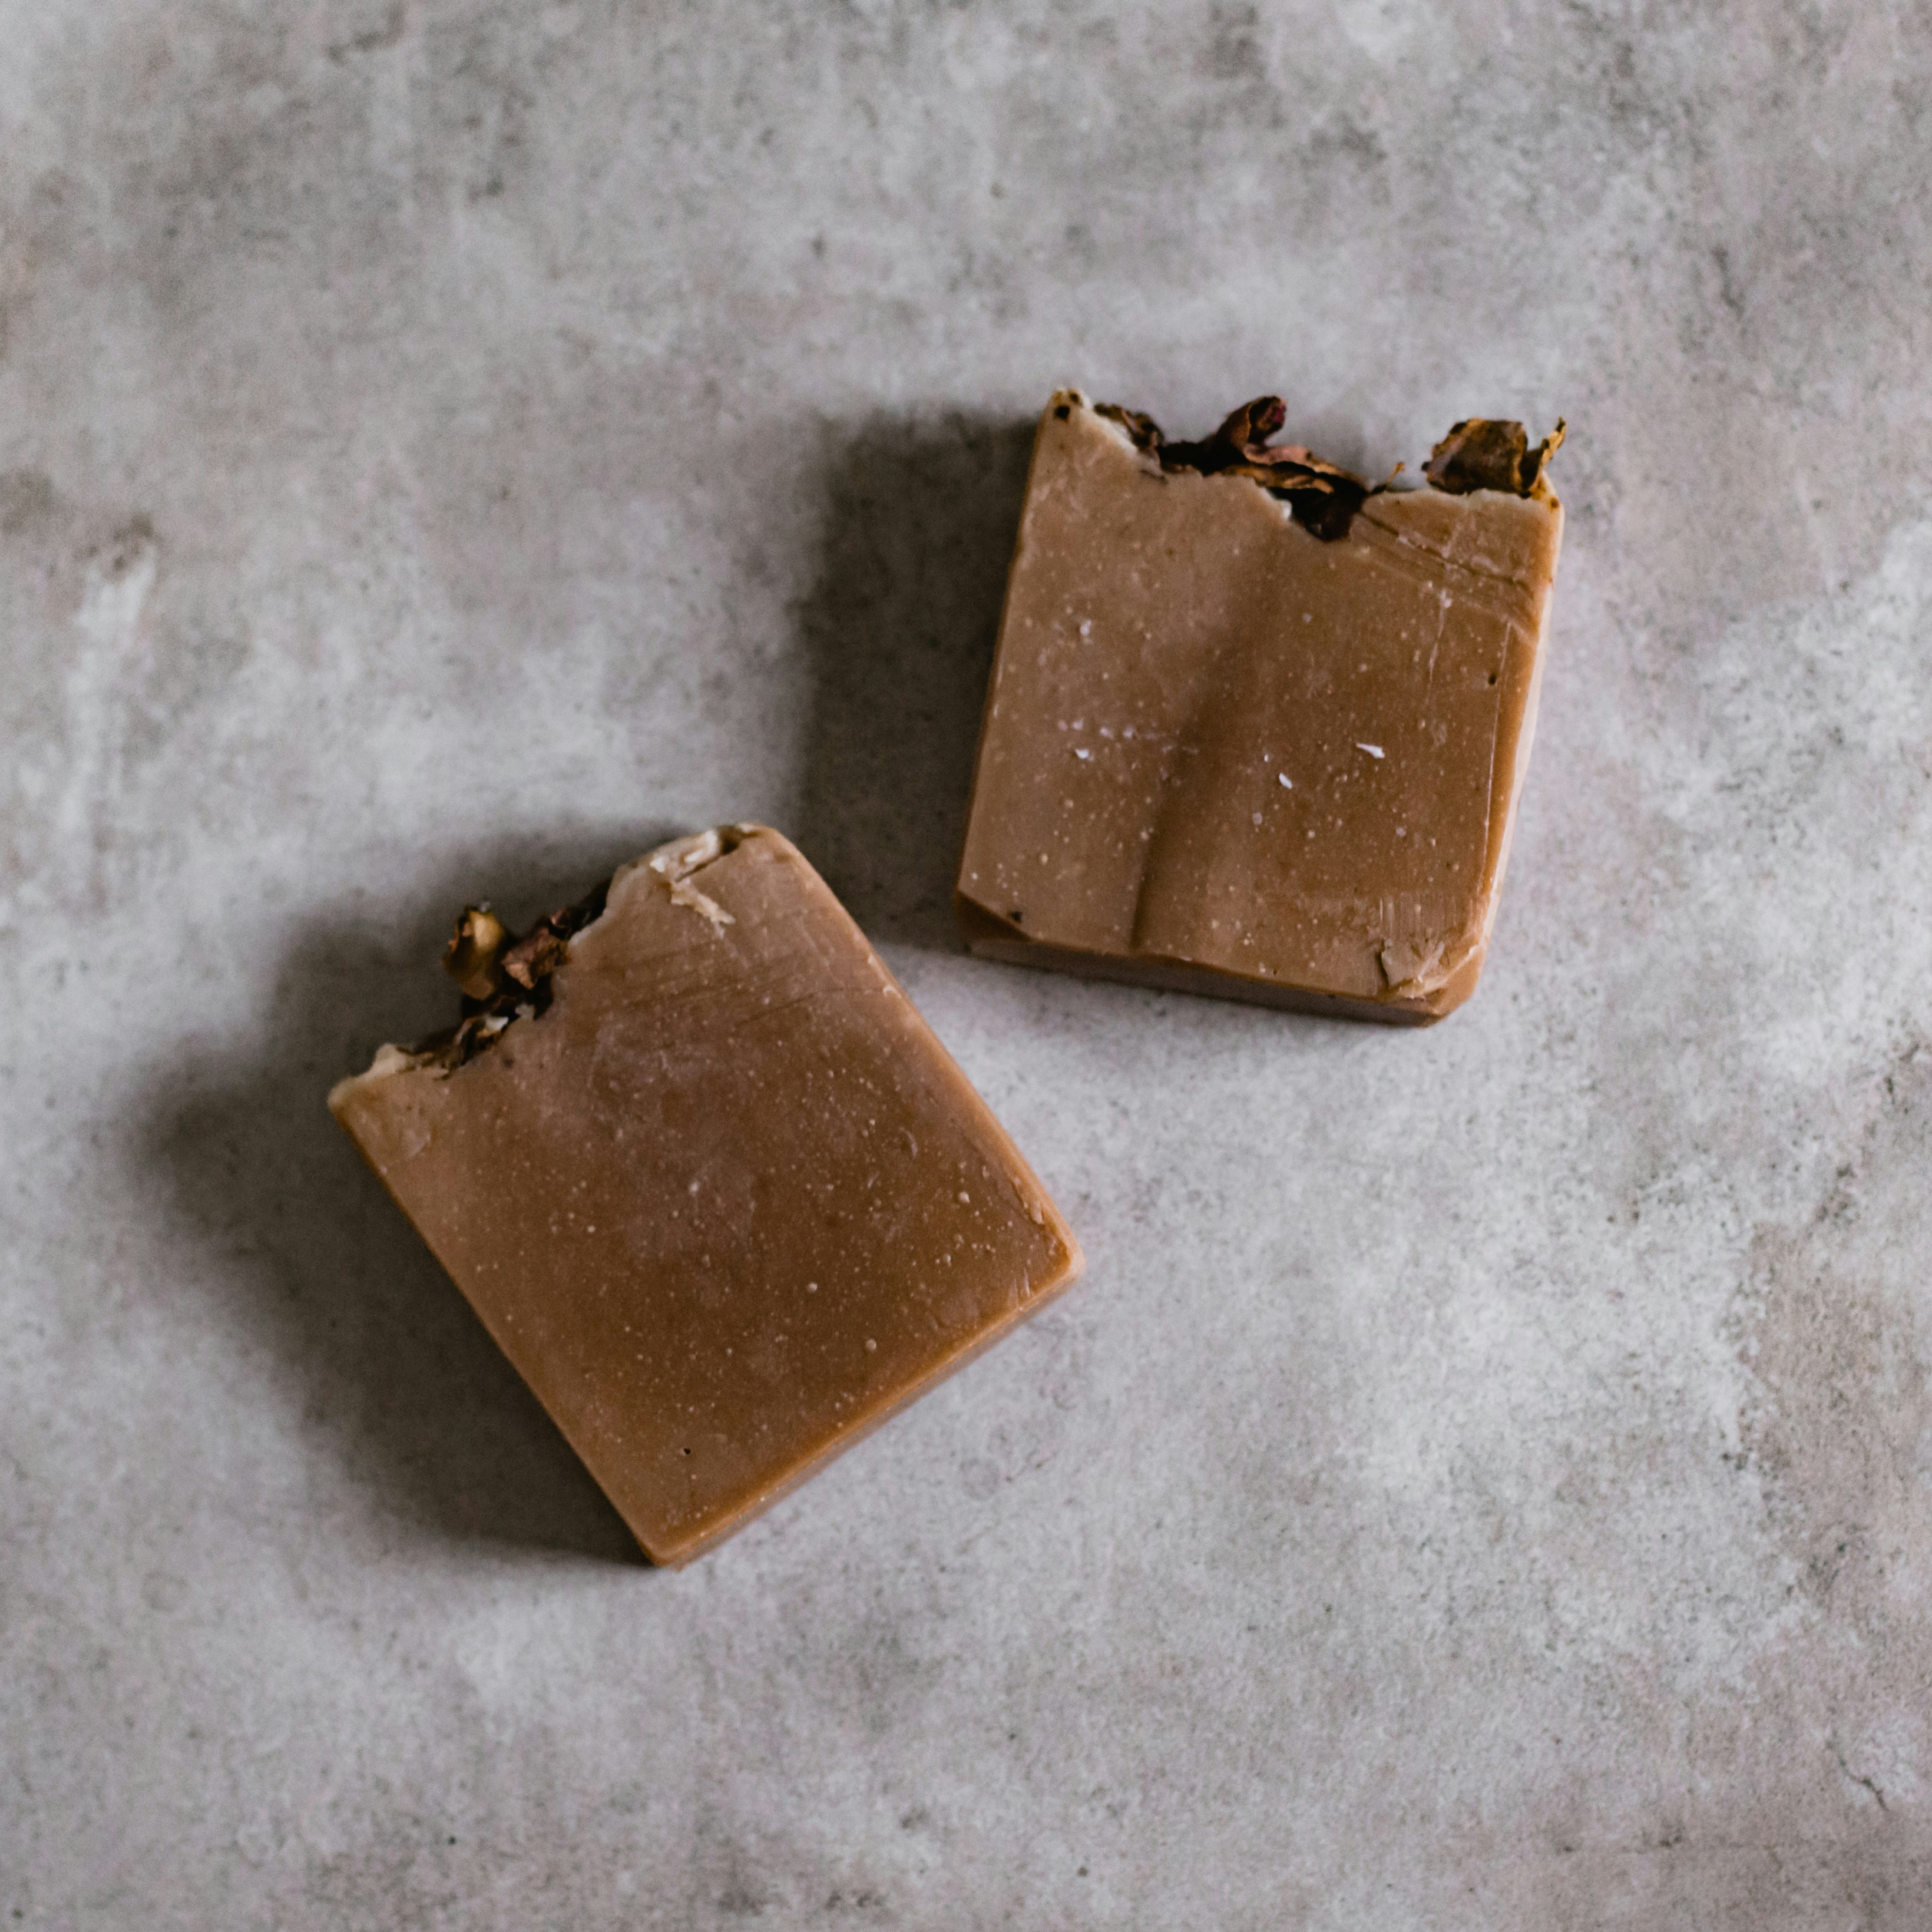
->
{"left": 956, "top": 391, "right": 1567, "bottom": 1022}
{"left": 330, "top": 826, "right": 1082, "bottom": 1565}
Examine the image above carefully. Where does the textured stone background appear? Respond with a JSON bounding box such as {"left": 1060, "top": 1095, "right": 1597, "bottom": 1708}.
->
{"left": 4, "top": 2, "right": 1931, "bottom": 1925}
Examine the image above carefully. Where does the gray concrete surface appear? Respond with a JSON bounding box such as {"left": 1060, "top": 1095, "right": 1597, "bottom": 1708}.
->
{"left": 4, "top": 2, "right": 1931, "bottom": 1924}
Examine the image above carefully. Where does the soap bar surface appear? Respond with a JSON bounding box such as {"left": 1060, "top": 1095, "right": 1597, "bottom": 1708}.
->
{"left": 330, "top": 825, "right": 1081, "bottom": 1566}
{"left": 955, "top": 391, "right": 1566, "bottom": 1021}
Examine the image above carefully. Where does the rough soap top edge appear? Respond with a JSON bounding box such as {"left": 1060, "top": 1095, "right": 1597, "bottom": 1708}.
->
{"left": 327, "top": 823, "right": 767, "bottom": 1109}
{"left": 1053, "top": 388, "right": 1566, "bottom": 535}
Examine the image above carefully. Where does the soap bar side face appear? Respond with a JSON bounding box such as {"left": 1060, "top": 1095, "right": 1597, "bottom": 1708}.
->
{"left": 331, "top": 828, "right": 1081, "bottom": 1564}
{"left": 961, "top": 401, "right": 1256, "bottom": 955}
{"left": 957, "top": 393, "right": 1563, "bottom": 1019}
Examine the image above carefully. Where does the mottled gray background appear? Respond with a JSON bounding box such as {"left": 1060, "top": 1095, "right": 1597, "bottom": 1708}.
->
{"left": 4, "top": 2, "right": 1930, "bottom": 1926}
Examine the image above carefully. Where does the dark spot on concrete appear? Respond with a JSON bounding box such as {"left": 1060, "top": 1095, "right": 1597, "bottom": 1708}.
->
{"left": 329, "top": 2, "right": 406, "bottom": 61}
{"left": 0, "top": 468, "right": 58, "bottom": 534}
{"left": 1712, "top": 243, "right": 1746, "bottom": 322}
{"left": 90, "top": 514, "right": 156, "bottom": 581}
{"left": 1201, "top": 1, "right": 1263, "bottom": 81}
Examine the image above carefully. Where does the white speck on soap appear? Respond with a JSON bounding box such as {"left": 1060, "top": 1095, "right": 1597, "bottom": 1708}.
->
{"left": 1357, "top": 743, "right": 1385, "bottom": 759}
{"left": 1251, "top": 812, "right": 1262, "bottom": 826}
{"left": 1079, "top": 618, "right": 1093, "bottom": 637}
{"left": 1074, "top": 747, "right": 1091, "bottom": 760}
{"left": 1278, "top": 772, "right": 1292, "bottom": 789}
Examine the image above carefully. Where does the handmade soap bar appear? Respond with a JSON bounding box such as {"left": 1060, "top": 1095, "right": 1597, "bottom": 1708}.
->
{"left": 330, "top": 826, "right": 1081, "bottom": 1565}
{"left": 956, "top": 392, "right": 1566, "bottom": 1022}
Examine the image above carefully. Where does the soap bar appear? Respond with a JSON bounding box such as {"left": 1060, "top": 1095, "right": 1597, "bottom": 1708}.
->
{"left": 330, "top": 826, "right": 1081, "bottom": 1565}
{"left": 955, "top": 392, "right": 1566, "bottom": 1022}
